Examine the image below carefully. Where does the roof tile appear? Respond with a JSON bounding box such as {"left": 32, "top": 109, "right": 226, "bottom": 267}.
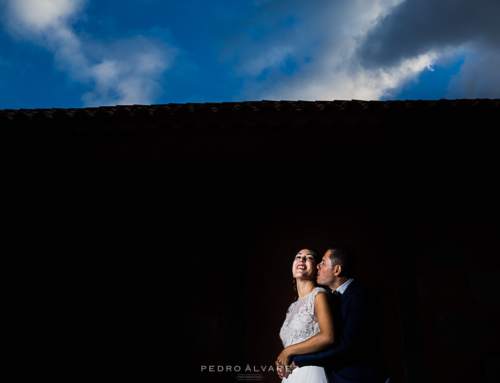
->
{"left": 1, "top": 99, "right": 498, "bottom": 133}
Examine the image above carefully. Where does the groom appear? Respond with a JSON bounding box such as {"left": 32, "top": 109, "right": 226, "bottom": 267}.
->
{"left": 277, "top": 245, "right": 390, "bottom": 383}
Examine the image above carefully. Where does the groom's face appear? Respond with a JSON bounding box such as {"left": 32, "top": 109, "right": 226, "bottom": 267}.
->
{"left": 316, "top": 251, "right": 335, "bottom": 287}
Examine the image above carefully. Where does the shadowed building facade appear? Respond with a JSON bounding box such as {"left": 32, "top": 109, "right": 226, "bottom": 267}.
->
{"left": 4, "top": 99, "right": 499, "bottom": 383}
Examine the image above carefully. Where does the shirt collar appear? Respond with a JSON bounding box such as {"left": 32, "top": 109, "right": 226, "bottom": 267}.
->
{"left": 334, "top": 278, "right": 354, "bottom": 295}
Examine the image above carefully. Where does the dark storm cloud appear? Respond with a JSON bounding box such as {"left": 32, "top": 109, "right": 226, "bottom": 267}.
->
{"left": 359, "top": 0, "right": 500, "bottom": 68}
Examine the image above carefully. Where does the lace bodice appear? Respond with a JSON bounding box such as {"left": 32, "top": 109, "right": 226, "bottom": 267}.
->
{"left": 279, "top": 287, "right": 328, "bottom": 348}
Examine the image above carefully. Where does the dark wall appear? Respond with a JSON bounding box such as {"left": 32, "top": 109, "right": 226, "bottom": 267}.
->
{"left": 412, "top": 207, "right": 500, "bottom": 383}
{"left": 5, "top": 110, "right": 499, "bottom": 382}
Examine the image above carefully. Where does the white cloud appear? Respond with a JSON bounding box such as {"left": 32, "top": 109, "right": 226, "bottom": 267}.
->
{"left": 243, "top": 52, "right": 436, "bottom": 101}
{"left": 2, "top": 0, "right": 177, "bottom": 106}
{"left": 223, "top": 0, "right": 432, "bottom": 101}
{"left": 224, "top": 0, "right": 498, "bottom": 101}
{"left": 6, "top": 0, "right": 84, "bottom": 33}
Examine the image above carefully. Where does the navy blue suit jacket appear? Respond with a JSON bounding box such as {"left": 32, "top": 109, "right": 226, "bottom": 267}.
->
{"left": 293, "top": 279, "right": 389, "bottom": 383}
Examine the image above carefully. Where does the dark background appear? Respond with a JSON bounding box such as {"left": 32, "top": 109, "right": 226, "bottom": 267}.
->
{"left": 5, "top": 101, "right": 499, "bottom": 382}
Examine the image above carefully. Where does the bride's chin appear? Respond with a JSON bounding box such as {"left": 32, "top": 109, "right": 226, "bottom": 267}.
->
{"left": 294, "top": 274, "right": 303, "bottom": 279}
{"left": 296, "top": 275, "right": 315, "bottom": 282}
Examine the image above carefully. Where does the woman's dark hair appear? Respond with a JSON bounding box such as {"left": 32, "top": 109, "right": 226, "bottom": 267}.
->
{"left": 292, "top": 248, "right": 323, "bottom": 301}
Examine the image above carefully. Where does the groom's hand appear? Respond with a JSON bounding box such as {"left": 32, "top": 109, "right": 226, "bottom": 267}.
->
{"left": 275, "top": 361, "right": 283, "bottom": 379}
{"left": 283, "top": 361, "right": 296, "bottom": 379}
{"left": 276, "top": 360, "right": 296, "bottom": 379}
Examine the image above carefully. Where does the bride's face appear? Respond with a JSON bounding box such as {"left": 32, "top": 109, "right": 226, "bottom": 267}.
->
{"left": 292, "top": 249, "right": 318, "bottom": 281}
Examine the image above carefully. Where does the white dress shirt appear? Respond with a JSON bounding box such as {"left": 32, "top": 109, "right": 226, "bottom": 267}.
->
{"left": 334, "top": 278, "right": 354, "bottom": 294}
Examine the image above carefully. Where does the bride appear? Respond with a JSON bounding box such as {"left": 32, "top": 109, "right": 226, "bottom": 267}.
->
{"left": 276, "top": 248, "right": 335, "bottom": 382}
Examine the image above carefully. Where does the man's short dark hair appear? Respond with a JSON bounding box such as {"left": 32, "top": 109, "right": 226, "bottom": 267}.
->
{"left": 328, "top": 245, "right": 357, "bottom": 278}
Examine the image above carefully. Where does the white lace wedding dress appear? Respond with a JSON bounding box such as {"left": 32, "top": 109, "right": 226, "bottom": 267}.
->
{"left": 279, "top": 287, "right": 330, "bottom": 382}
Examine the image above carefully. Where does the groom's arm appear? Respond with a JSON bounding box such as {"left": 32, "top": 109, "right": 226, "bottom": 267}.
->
{"left": 293, "top": 290, "right": 375, "bottom": 368}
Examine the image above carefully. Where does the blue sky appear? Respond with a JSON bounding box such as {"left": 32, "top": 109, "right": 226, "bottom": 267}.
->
{"left": 0, "top": 0, "right": 498, "bottom": 109}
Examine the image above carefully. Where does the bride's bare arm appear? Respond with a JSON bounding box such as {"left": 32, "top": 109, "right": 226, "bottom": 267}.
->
{"left": 277, "top": 292, "right": 335, "bottom": 368}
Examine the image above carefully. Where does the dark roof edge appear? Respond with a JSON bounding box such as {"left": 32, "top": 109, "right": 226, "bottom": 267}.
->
{"left": 1, "top": 99, "right": 498, "bottom": 131}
